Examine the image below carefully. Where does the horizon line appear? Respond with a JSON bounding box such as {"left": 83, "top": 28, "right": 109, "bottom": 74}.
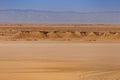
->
{"left": 0, "top": 9, "right": 120, "bottom": 13}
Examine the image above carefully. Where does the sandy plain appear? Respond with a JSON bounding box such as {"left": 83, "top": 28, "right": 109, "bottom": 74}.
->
{"left": 0, "top": 41, "right": 120, "bottom": 80}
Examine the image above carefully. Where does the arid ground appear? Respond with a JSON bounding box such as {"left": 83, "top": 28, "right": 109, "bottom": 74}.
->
{"left": 0, "top": 41, "right": 120, "bottom": 80}
{"left": 0, "top": 24, "right": 120, "bottom": 80}
{"left": 0, "top": 24, "right": 120, "bottom": 41}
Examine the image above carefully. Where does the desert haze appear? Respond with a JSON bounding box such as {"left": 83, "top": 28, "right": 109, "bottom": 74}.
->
{"left": 0, "top": 24, "right": 120, "bottom": 80}
{"left": 0, "top": 10, "right": 120, "bottom": 24}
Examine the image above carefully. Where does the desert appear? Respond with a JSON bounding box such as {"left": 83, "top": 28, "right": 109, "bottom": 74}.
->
{"left": 0, "top": 24, "right": 120, "bottom": 80}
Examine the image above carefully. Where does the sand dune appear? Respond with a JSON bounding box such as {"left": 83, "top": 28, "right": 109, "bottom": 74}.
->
{"left": 0, "top": 24, "right": 120, "bottom": 41}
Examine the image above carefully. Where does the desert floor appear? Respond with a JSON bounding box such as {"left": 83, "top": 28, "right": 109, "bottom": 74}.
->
{"left": 0, "top": 41, "right": 120, "bottom": 80}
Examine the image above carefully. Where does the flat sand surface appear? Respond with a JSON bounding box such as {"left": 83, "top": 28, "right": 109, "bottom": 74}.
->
{"left": 0, "top": 41, "right": 120, "bottom": 80}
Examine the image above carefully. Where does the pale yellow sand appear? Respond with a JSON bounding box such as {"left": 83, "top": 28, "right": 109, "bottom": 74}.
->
{"left": 0, "top": 41, "right": 120, "bottom": 80}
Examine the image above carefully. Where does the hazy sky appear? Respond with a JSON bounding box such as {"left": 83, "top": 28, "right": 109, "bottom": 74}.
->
{"left": 0, "top": 0, "right": 120, "bottom": 12}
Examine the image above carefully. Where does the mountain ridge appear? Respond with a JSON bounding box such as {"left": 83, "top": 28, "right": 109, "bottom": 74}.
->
{"left": 0, "top": 9, "right": 120, "bottom": 24}
{"left": 0, "top": 9, "right": 120, "bottom": 13}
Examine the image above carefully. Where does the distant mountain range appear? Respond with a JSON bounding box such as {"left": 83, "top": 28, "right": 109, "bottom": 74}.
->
{"left": 0, "top": 9, "right": 120, "bottom": 24}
